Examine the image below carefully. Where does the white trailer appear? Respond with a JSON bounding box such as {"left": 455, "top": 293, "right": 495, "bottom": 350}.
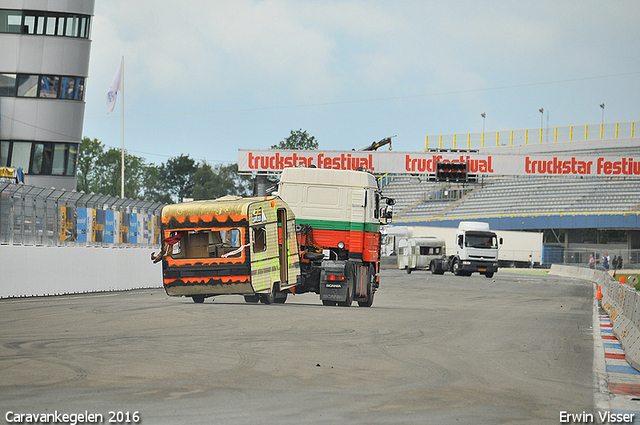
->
{"left": 397, "top": 237, "right": 446, "bottom": 274}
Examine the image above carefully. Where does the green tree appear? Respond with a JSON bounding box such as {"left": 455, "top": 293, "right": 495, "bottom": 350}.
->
{"left": 163, "top": 154, "right": 197, "bottom": 202}
{"left": 271, "top": 129, "right": 318, "bottom": 150}
{"left": 93, "top": 147, "right": 147, "bottom": 198}
{"left": 77, "top": 137, "right": 149, "bottom": 199}
{"left": 76, "top": 137, "right": 104, "bottom": 193}
{"left": 142, "top": 163, "right": 171, "bottom": 203}
{"left": 191, "top": 162, "right": 252, "bottom": 200}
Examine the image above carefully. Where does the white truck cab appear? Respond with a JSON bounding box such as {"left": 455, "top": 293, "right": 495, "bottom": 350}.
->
{"left": 430, "top": 221, "right": 502, "bottom": 278}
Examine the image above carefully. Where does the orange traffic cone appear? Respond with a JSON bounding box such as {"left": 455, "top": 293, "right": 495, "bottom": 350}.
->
{"left": 596, "top": 286, "right": 602, "bottom": 300}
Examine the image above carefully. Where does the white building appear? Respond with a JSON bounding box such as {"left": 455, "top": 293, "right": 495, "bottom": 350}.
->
{"left": 0, "top": 0, "right": 94, "bottom": 190}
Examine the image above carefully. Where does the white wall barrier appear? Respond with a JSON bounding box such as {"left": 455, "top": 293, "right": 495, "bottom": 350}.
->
{"left": 549, "top": 264, "right": 640, "bottom": 371}
{"left": 0, "top": 245, "right": 163, "bottom": 298}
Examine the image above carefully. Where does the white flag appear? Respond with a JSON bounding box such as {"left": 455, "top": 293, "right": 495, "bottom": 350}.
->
{"left": 106, "top": 59, "right": 123, "bottom": 114}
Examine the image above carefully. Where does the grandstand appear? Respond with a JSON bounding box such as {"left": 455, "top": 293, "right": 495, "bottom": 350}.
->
{"left": 385, "top": 175, "right": 640, "bottom": 219}
{"left": 382, "top": 122, "right": 640, "bottom": 265}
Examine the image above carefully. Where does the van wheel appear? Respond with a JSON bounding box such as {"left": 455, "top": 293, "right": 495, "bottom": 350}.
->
{"left": 484, "top": 272, "right": 494, "bottom": 278}
{"left": 274, "top": 292, "right": 287, "bottom": 304}
{"left": 406, "top": 267, "right": 412, "bottom": 274}
{"left": 322, "top": 300, "right": 337, "bottom": 306}
{"left": 192, "top": 295, "right": 205, "bottom": 303}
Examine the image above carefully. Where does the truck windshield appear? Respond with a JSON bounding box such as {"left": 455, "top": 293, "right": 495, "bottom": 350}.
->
{"left": 465, "top": 232, "right": 497, "bottom": 249}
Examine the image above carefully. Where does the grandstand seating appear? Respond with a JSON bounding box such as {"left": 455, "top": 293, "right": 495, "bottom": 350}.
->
{"left": 382, "top": 175, "right": 640, "bottom": 221}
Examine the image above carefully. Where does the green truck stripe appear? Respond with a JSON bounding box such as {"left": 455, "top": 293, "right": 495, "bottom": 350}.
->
{"left": 295, "top": 218, "right": 379, "bottom": 233}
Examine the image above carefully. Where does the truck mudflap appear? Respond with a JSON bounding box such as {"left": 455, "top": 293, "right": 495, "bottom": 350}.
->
{"left": 319, "top": 260, "right": 349, "bottom": 302}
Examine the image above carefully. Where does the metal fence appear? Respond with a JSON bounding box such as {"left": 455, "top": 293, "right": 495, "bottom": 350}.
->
{"left": 539, "top": 246, "right": 640, "bottom": 269}
{"left": 0, "top": 182, "right": 165, "bottom": 247}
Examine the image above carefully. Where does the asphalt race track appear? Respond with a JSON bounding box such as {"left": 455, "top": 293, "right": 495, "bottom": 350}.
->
{"left": 0, "top": 269, "right": 595, "bottom": 424}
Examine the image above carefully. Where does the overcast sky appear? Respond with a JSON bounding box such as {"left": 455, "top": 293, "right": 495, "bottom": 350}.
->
{"left": 81, "top": 0, "right": 640, "bottom": 166}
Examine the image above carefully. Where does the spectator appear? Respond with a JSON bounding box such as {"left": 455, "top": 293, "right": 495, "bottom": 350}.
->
{"left": 612, "top": 255, "right": 619, "bottom": 270}
{"left": 619, "top": 256, "right": 624, "bottom": 270}
{"left": 602, "top": 254, "right": 609, "bottom": 271}
{"left": 589, "top": 255, "right": 595, "bottom": 269}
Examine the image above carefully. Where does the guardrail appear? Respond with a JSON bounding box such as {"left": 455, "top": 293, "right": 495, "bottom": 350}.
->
{"left": 426, "top": 120, "right": 639, "bottom": 150}
{"left": 0, "top": 182, "right": 164, "bottom": 247}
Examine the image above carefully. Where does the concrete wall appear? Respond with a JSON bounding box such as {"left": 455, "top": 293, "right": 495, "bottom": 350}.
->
{"left": 549, "top": 264, "right": 640, "bottom": 372}
{"left": 0, "top": 245, "right": 163, "bottom": 298}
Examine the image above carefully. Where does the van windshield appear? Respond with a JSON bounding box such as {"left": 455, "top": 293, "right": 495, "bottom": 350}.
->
{"left": 465, "top": 232, "right": 497, "bottom": 249}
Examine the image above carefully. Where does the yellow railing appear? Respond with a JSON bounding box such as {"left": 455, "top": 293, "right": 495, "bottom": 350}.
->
{"left": 425, "top": 121, "right": 639, "bottom": 150}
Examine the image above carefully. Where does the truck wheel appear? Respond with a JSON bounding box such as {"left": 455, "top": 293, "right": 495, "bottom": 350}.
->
{"left": 430, "top": 261, "right": 445, "bottom": 275}
{"left": 274, "top": 292, "right": 287, "bottom": 304}
{"left": 338, "top": 267, "right": 354, "bottom": 307}
{"left": 322, "top": 300, "right": 337, "bottom": 306}
{"left": 484, "top": 272, "right": 494, "bottom": 278}
{"left": 452, "top": 260, "right": 462, "bottom": 276}
{"left": 358, "top": 266, "right": 375, "bottom": 307}
{"left": 244, "top": 294, "right": 260, "bottom": 303}
{"left": 192, "top": 295, "right": 205, "bottom": 303}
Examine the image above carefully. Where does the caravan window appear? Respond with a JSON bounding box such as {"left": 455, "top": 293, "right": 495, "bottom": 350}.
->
{"left": 420, "top": 246, "right": 441, "bottom": 255}
{"left": 170, "top": 228, "right": 243, "bottom": 259}
{"left": 253, "top": 226, "right": 266, "bottom": 252}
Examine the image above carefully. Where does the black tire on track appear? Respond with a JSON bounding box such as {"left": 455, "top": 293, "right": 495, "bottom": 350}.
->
{"left": 358, "top": 265, "right": 375, "bottom": 307}
{"left": 338, "top": 264, "right": 354, "bottom": 307}
{"left": 260, "top": 291, "right": 275, "bottom": 304}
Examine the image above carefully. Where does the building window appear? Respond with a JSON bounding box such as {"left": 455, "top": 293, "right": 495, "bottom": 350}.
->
{"left": 10, "top": 142, "right": 32, "bottom": 170}
{"left": 0, "top": 73, "right": 16, "bottom": 96}
{"left": 60, "top": 76, "right": 83, "bottom": 100}
{"left": 0, "top": 141, "right": 78, "bottom": 176}
{"left": 52, "top": 144, "right": 67, "bottom": 175}
{"left": 17, "top": 75, "right": 38, "bottom": 97}
{"left": 0, "top": 141, "right": 9, "bottom": 166}
{"left": 0, "top": 9, "right": 91, "bottom": 38}
{"left": 39, "top": 76, "right": 60, "bottom": 98}
{"left": 32, "top": 143, "right": 53, "bottom": 175}
{"left": 66, "top": 144, "right": 78, "bottom": 176}
{"left": 6, "top": 74, "right": 85, "bottom": 100}
{"left": 23, "top": 11, "right": 44, "bottom": 34}
{"left": 0, "top": 9, "right": 22, "bottom": 33}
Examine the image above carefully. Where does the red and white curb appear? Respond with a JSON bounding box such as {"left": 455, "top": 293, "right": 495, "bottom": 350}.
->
{"left": 595, "top": 306, "right": 640, "bottom": 422}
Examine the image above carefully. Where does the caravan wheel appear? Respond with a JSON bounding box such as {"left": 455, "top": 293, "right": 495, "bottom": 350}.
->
{"left": 244, "top": 295, "right": 260, "bottom": 303}
{"left": 260, "top": 291, "right": 275, "bottom": 304}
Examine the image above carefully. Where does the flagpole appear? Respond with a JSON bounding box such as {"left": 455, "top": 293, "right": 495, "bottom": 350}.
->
{"left": 120, "top": 55, "right": 125, "bottom": 199}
